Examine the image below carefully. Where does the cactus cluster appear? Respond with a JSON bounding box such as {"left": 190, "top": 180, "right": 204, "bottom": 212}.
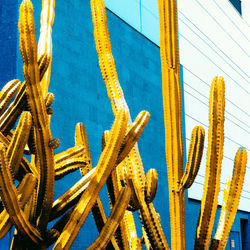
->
{"left": 0, "top": 0, "right": 247, "bottom": 249}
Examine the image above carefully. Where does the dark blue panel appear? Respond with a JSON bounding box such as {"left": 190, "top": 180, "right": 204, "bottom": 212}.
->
{"left": 229, "top": 0, "right": 242, "bottom": 15}
{"left": 229, "top": 231, "right": 240, "bottom": 250}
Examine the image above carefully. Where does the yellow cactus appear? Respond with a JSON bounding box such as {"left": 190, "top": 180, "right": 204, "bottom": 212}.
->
{"left": 0, "top": 173, "right": 36, "bottom": 240}
{"left": 0, "top": 80, "right": 21, "bottom": 117}
{"left": 38, "top": 0, "right": 55, "bottom": 96}
{"left": 195, "top": 77, "right": 225, "bottom": 249}
{"left": 145, "top": 169, "right": 158, "bottom": 204}
{"left": 87, "top": 187, "right": 131, "bottom": 250}
{"left": 7, "top": 111, "right": 32, "bottom": 177}
{"left": 210, "top": 148, "right": 247, "bottom": 250}
{"left": 19, "top": 0, "right": 56, "bottom": 233}
{"left": 158, "top": 0, "right": 185, "bottom": 248}
{"left": 74, "top": 123, "right": 119, "bottom": 249}
{"left": 53, "top": 109, "right": 128, "bottom": 249}
{"left": 0, "top": 143, "right": 42, "bottom": 244}
{"left": 180, "top": 126, "right": 205, "bottom": 190}
{"left": 0, "top": 0, "right": 247, "bottom": 249}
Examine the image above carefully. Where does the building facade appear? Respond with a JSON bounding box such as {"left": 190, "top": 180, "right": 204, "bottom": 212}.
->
{"left": 0, "top": 0, "right": 249, "bottom": 249}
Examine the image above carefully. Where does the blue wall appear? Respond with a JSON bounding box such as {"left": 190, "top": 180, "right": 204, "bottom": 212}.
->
{"left": 0, "top": 0, "right": 249, "bottom": 249}
{"left": 0, "top": 0, "right": 18, "bottom": 86}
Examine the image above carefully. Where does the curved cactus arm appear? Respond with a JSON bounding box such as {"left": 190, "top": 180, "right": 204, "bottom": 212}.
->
{"left": 117, "top": 111, "right": 150, "bottom": 164}
{"left": 7, "top": 111, "right": 32, "bottom": 177}
{"left": 158, "top": 0, "right": 185, "bottom": 248}
{"left": 180, "top": 126, "right": 205, "bottom": 190}
{"left": 104, "top": 131, "right": 141, "bottom": 249}
{"left": 0, "top": 173, "right": 37, "bottom": 240}
{"left": 38, "top": 0, "right": 55, "bottom": 96}
{"left": 53, "top": 109, "right": 128, "bottom": 250}
{"left": 55, "top": 158, "right": 87, "bottom": 180}
{"left": 74, "top": 123, "right": 91, "bottom": 161}
{"left": 104, "top": 131, "right": 130, "bottom": 249}
{"left": 0, "top": 83, "right": 27, "bottom": 135}
{"left": 139, "top": 201, "right": 170, "bottom": 249}
{"left": 0, "top": 80, "right": 21, "bottom": 117}
{"left": 210, "top": 148, "right": 247, "bottom": 250}
{"left": 50, "top": 168, "right": 95, "bottom": 221}
{"left": 74, "top": 123, "right": 92, "bottom": 175}
{"left": 145, "top": 169, "right": 158, "bottom": 204}
{"left": 87, "top": 187, "right": 131, "bottom": 250}
{"left": 74, "top": 123, "right": 118, "bottom": 249}
{"left": 0, "top": 143, "right": 42, "bottom": 244}
{"left": 195, "top": 76, "right": 225, "bottom": 249}
{"left": 0, "top": 54, "right": 50, "bottom": 135}
{"left": 91, "top": 0, "right": 129, "bottom": 115}
{"left": 126, "top": 174, "right": 142, "bottom": 211}
{"left": 18, "top": 0, "right": 55, "bottom": 232}
{"left": 54, "top": 145, "right": 85, "bottom": 164}
{"left": 0, "top": 130, "right": 36, "bottom": 179}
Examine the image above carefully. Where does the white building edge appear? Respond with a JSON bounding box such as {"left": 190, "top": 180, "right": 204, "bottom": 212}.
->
{"left": 105, "top": 0, "right": 250, "bottom": 212}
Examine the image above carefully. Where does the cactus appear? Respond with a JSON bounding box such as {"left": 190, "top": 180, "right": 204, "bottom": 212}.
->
{"left": 210, "top": 148, "right": 247, "bottom": 250}
{"left": 195, "top": 76, "right": 225, "bottom": 249}
{"left": 0, "top": 0, "right": 247, "bottom": 249}
{"left": 18, "top": 0, "right": 55, "bottom": 233}
{"left": 53, "top": 109, "right": 128, "bottom": 249}
{"left": 87, "top": 187, "right": 131, "bottom": 250}
{"left": 0, "top": 143, "right": 42, "bottom": 244}
{"left": 180, "top": 126, "right": 205, "bottom": 190}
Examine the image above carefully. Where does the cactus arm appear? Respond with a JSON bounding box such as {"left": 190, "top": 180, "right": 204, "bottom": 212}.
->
{"left": 91, "top": 0, "right": 129, "bottom": 115}
{"left": 38, "top": 0, "right": 55, "bottom": 96}
{"left": 55, "top": 158, "right": 87, "bottom": 180}
{"left": 87, "top": 187, "right": 131, "bottom": 250}
{"left": 7, "top": 111, "right": 32, "bottom": 177}
{"left": 74, "top": 123, "right": 119, "bottom": 250}
{"left": 0, "top": 173, "right": 37, "bottom": 240}
{"left": 92, "top": 1, "right": 148, "bottom": 248}
{"left": 158, "top": 0, "right": 185, "bottom": 248}
{"left": 54, "top": 145, "right": 85, "bottom": 164}
{"left": 0, "top": 53, "right": 50, "bottom": 135}
{"left": 210, "top": 148, "right": 247, "bottom": 250}
{"left": 19, "top": 0, "right": 56, "bottom": 232}
{"left": 145, "top": 169, "right": 158, "bottom": 204}
{"left": 0, "top": 80, "right": 21, "bottom": 117}
{"left": 139, "top": 201, "right": 170, "bottom": 249}
{"left": 180, "top": 126, "right": 205, "bottom": 190}
{"left": 50, "top": 168, "right": 95, "bottom": 221}
{"left": 195, "top": 76, "right": 225, "bottom": 249}
{"left": 103, "top": 130, "right": 128, "bottom": 249}
{"left": 0, "top": 130, "right": 37, "bottom": 179}
{"left": 117, "top": 111, "right": 150, "bottom": 164}
{"left": 53, "top": 109, "right": 128, "bottom": 249}
{"left": 0, "top": 143, "right": 42, "bottom": 244}
{"left": 0, "top": 83, "right": 27, "bottom": 135}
